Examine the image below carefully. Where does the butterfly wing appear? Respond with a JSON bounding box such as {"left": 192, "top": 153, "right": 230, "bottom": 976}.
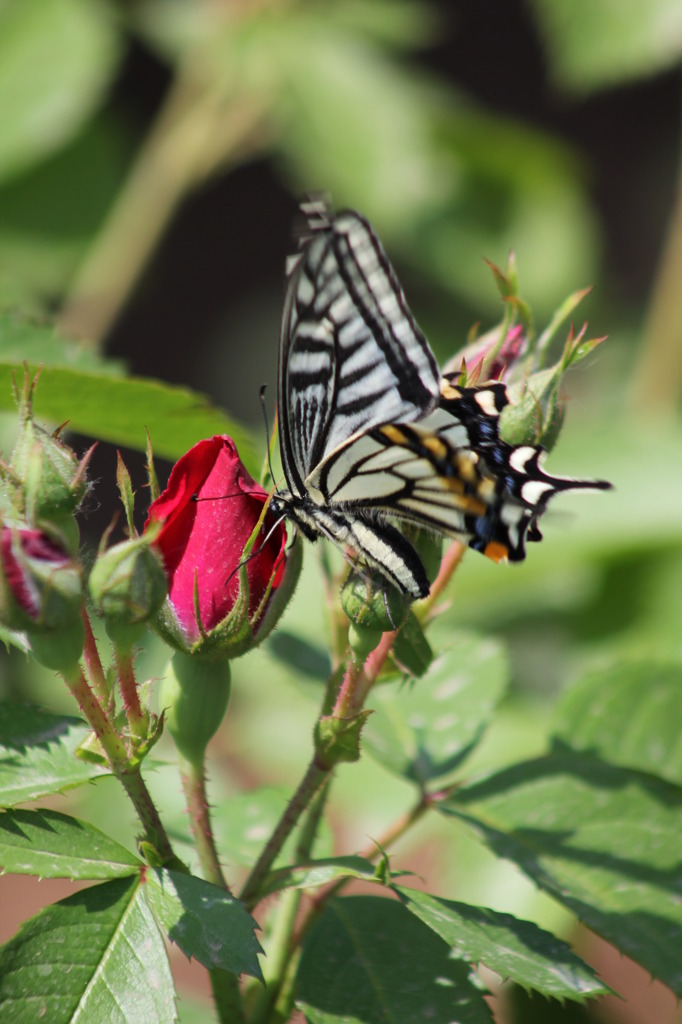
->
{"left": 305, "top": 379, "right": 611, "bottom": 564}
{"left": 278, "top": 199, "right": 440, "bottom": 497}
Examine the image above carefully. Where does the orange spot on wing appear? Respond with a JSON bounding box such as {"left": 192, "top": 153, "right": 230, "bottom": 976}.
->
{"left": 484, "top": 541, "right": 509, "bottom": 563}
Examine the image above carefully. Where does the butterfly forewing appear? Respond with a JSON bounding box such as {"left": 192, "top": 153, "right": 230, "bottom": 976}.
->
{"left": 278, "top": 203, "right": 440, "bottom": 496}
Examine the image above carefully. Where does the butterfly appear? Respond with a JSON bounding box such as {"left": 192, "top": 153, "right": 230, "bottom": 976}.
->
{"left": 269, "top": 198, "right": 610, "bottom": 600}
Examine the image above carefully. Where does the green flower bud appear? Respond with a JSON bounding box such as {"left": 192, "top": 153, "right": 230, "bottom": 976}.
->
{"left": 341, "top": 570, "right": 409, "bottom": 639}
{"left": 160, "top": 651, "right": 231, "bottom": 765}
{"left": 10, "top": 420, "right": 92, "bottom": 523}
{"left": 29, "top": 617, "right": 85, "bottom": 672}
{"left": 89, "top": 536, "right": 167, "bottom": 629}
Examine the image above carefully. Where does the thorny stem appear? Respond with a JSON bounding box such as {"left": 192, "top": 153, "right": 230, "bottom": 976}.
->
{"left": 239, "top": 759, "right": 328, "bottom": 910}
{"left": 62, "top": 663, "right": 127, "bottom": 769}
{"left": 178, "top": 753, "right": 230, "bottom": 891}
{"left": 248, "top": 782, "right": 332, "bottom": 1024}
{"left": 61, "top": 665, "right": 177, "bottom": 864}
{"left": 333, "top": 628, "right": 398, "bottom": 719}
{"left": 115, "top": 644, "right": 146, "bottom": 745}
{"left": 81, "top": 610, "right": 110, "bottom": 706}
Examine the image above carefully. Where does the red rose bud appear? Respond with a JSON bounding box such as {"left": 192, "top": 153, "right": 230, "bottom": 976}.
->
{"left": 443, "top": 324, "right": 528, "bottom": 384}
{"left": 145, "top": 436, "right": 295, "bottom": 658}
{"left": 0, "top": 523, "right": 84, "bottom": 669}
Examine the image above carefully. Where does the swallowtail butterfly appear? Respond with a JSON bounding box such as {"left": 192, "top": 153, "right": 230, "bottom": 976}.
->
{"left": 270, "top": 199, "right": 610, "bottom": 599}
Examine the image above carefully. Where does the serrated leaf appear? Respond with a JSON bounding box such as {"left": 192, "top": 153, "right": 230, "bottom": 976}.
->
{"left": 0, "top": 362, "right": 259, "bottom": 473}
{"left": 0, "top": 705, "right": 108, "bottom": 807}
{"left": 0, "top": 808, "right": 140, "bottom": 878}
{"left": 145, "top": 868, "right": 262, "bottom": 980}
{"left": 297, "top": 896, "right": 494, "bottom": 1024}
{"left": 0, "top": 0, "right": 120, "bottom": 185}
{"left": 528, "top": 0, "right": 682, "bottom": 94}
{"left": 396, "top": 887, "right": 607, "bottom": 1002}
{"left": 552, "top": 660, "right": 682, "bottom": 787}
{"left": 261, "top": 855, "right": 383, "bottom": 898}
{"left": 440, "top": 752, "right": 682, "bottom": 996}
{"left": 0, "top": 875, "right": 176, "bottom": 1023}
{"left": 363, "top": 633, "right": 508, "bottom": 784}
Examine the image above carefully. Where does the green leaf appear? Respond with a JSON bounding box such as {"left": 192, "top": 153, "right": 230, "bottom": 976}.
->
{"left": 0, "top": 808, "right": 140, "bottom": 878}
{"left": 297, "top": 896, "right": 494, "bottom": 1024}
{"left": 440, "top": 753, "right": 682, "bottom": 995}
{"left": 0, "top": 705, "right": 108, "bottom": 807}
{"left": 392, "top": 609, "right": 433, "bottom": 677}
{"left": 396, "top": 887, "right": 608, "bottom": 1002}
{"left": 267, "top": 631, "right": 331, "bottom": 683}
{"left": 0, "top": 113, "right": 130, "bottom": 305}
{"left": 363, "top": 632, "right": 508, "bottom": 784}
{"left": 553, "top": 659, "right": 682, "bottom": 787}
{"left": 0, "top": 876, "right": 176, "bottom": 1023}
{"left": 528, "top": 0, "right": 682, "bottom": 93}
{"left": 0, "top": 311, "right": 120, "bottom": 371}
{"left": 145, "top": 868, "right": 263, "bottom": 980}
{"left": 0, "top": 0, "right": 120, "bottom": 185}
{"left": 261, "top": 855, "right": 385, "bottom": 898}
{"left": 0, "top": 362, "right": 259, "bottom": 471}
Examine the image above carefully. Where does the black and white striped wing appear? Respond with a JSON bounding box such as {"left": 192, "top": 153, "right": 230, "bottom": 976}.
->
{"left": 277, "top": 200, "right": 440, "bottom": 497}
{"left": 305, "top": 380, "right": 611, "bottom": 564}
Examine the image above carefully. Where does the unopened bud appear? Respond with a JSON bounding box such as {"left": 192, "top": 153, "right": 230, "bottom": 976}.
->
{"left": 0, "top": 523, "right": 82, "bottom": 633}
{"left": 89, "top": 536, "right": 167, "bottom": 630}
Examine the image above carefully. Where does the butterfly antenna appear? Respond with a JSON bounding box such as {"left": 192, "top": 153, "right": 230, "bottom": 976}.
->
{"left": 224, "top": 509, "right": 287, "bottom": 587}
{"left": 259, "top": 384, "right": 278, "bottom": 489}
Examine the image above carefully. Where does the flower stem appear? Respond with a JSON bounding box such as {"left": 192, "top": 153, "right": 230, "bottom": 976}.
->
{"left": 633, "top": 163, "right": 682, "bottom": 414}
{"left": 117, "top": 768, "right": 177, "bottom": 865}
{"left": 58, "top": 65, "right": 271, "bottom": 346}
{"left": 115, "top": 644, "right": 146, "bottom": 744}
{"left": 239, "top": 759, "right": 328, "bottom": 910}
{"left": 333, "top": 628, "right": 397, "bottom": 719}
{"left": 209, "top": 969, "right": 246, "bottom": 1024}
{"left": 418, "top": 540, "right": 466, "bottom": 619}
{"left": 81, "top": 611, "right": 109, "bottom": 706}
{"left": 61, "top": 663, "right": 127, "bottom": 770}
{"left": 178, "top": 752, "right": 230, "bottom": 891}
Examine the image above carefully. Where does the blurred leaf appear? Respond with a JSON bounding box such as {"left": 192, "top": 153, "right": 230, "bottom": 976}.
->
{"left": 0, "top": 310, "right": 120, "bottom": 371}
{"left": 145, "top": 868, "right": 262, "bottom": 979}
{"left": 0, "top": 876, "right": 176, "bottom": 1024}
{"left": 0, "top": 808, "right": 140, "bottom": 878}
{"left": 528, "top": 0, "right": 682, "bottom": 93}
{"left": 553, "top": 659, "right": 682, "bottom": 786}
{"left": 396, "top": 887, "right": 608, "bottom": 1002}
{"left": 363, "top": 632, "right": 508, "bottom": 784}
{"left": 392, "top": 610, "right": 433, "bottom": 677}
{"left": 0, "top": 113, "right": 131, "bottom": 304}
{"left": 267, "top": 631, "right": 331, "bottom": 683}
{"left": 0, "top": 0, "right": 121, "bottom": 185}
{"left": 440, "top": 752, "right": 682, "bottom": 995}
{"left": 297, "top": 896, "right": 494, "bottom": 1024}
{"left": 207, "top": 785, "right": 333, "bottom": 867}
{"left": 0, "top": 705, "right": 108, "bottom": 807}
{"left": 0, "top": 361, "right": 259, "bottom": 470}
{"left": 261, "top": 855, "right": 384, "bottom": 898}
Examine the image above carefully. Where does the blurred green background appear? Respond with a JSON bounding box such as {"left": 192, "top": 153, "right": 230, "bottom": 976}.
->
{"left": 1, "top": 1, "right": 681, "bottom": 1021}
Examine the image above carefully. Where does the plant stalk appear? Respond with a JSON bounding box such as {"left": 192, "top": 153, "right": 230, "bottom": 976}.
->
{"left": 178, "top": 752, "right": 230, "bottom": 891}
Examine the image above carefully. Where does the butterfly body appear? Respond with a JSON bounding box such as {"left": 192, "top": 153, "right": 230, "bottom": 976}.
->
{"left": 274, "top": 199, "right": 610, "bottom": 599}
